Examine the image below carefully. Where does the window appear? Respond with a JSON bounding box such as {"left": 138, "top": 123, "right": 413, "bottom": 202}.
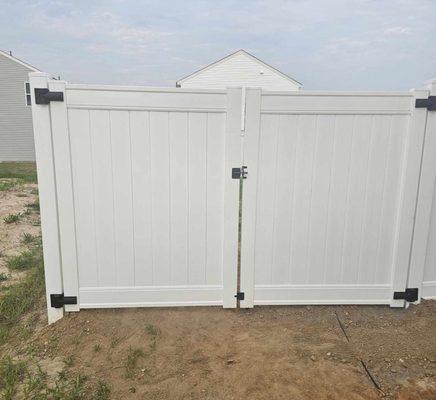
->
{"left": 24, "top": 82, "right": 31, "bottom": 106}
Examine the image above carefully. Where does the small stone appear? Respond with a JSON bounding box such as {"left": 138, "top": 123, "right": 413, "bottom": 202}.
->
{"left": 226, "top": 359, "right": 236, "bottom": 365}
{"left": 326, "top": 352, "right": 331, "bottom": 357}
{"left": 310, "top": 355, "right": 316, "bottom": 362}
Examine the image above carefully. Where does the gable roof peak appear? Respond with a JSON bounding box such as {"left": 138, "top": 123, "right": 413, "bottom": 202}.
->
{"left": 176, "top": 49, "right": 301, "bottom": 87}
{"left": 0, "top": 49, "right": 40, "bottom": 72}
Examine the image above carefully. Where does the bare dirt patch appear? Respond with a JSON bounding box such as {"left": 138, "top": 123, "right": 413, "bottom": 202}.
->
{"left": 3, "top": 302, "right": 431, "bottom": 400}
{"left": 0, "top": 182, "right": 40, "bottom": 286}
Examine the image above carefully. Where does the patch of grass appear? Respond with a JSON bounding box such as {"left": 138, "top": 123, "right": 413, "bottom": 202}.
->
{"left": 144, "top": 323, "right": 160, "bottom": 338}
{"left": 21, "top": 233, "right": 38, "bottom": 245}
{"left": 0, "top": 257, "right": 45, "bottom": 344}
{"left": 3, "top": 213, "right": 22, "bottom": 224}
{"left": 0, "top": 181, "right": 17, "bottom": 192}
{"left": 144, "top": 323, "right": 160, "bottom": 353}
{"left": 0, "top": 162, "right": 37, "bottom": 182}
{"left": 0, "top": 357, "right": 27, "bottom": 400}
{"left": 93, "top": 380, "right": 111, "bottom": 400}
{"left": 93, "top": 344, "right": 101, "bottom": 353}
{"left": 64, "top": 355, "right": 74, "bottom": 367}
{"left": 124, "top": 347, "right": 145, "bottom": 378}
{"left": 110, "top": 336, "right": 123, "bottom": 349}
{"left": 0, "top": 273, "right": 8, "bottom": 282}
{"left": 26, "top": 200, "right": 40, "bottom": 212}
{"left": 6, "top": 249, "right": 41, "bottom": 271}
{"left": 1, "top": 357, "right": 111, "bottom": 400}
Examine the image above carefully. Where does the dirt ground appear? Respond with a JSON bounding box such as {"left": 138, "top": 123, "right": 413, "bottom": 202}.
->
{"left": 0, "top": 181, "right": 40, "bottom": 286}
{"left": 1, "top": 168, "right": 436, "bottom": 400}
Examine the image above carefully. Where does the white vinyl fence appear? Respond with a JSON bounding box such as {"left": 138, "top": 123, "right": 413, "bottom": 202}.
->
{"left": 29, "top": 72, "right": 436, "bottom": 323}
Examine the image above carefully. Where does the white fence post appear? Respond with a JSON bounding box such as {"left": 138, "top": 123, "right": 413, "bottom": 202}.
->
{"left": 223, "top": 88, "right": 243, "bottom": 308}
{"left": 239, "top": 88, "right": 261, "bottom": 308}
{"left": 29, "top": 72, "right": 64, "bottom": 323}
{"left": 390, "top": 85, "right": 430, "bottom": 307}
{"left": 48, "top": 79, "right": 79, "bottom": 312}
{"left": 407, "top": 80, "right": 436, "bottom": 299}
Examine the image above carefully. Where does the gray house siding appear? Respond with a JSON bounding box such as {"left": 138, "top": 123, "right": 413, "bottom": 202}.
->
{"left": 0, "top": 53, "right": 36, "bottom": 161}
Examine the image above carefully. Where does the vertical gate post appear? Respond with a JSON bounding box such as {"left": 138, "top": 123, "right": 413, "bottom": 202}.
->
{"left": 48, "top": 79, "right": 79, "bottom": 312}
{"left": 407, "top": 80, "right": 436, "bottom": 299}
{"left": 29, "top": 72, "right": 64, "bottom": 323}
{"left": 239, "top": 88, "right": 261, "bottom": 308}
{"left": 223, "top": 88, "right": 243, "bottom": 308}
{"left": 390, "top": 83, "right": 431, "bottom": 307}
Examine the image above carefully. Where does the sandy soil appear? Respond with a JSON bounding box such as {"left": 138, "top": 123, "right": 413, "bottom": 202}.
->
{"left": 1, "top": 180, "right": 435, "bottom": 400}
{"left": 1, "top": 303, "right": 430, "bottom": 400}
{"left": 0, "top": 182, "right": 40, "bottom": 286}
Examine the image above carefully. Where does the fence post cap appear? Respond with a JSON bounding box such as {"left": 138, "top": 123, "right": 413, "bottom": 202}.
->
{"left": 425, "top": 79, "right": 436, "bottom": 94}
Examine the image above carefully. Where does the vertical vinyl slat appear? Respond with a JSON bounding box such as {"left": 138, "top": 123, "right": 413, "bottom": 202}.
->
{"left": 341, "top": 115, "right": 373, "bottom": 284}
{"left": 254, "top": 114, "right": 279, "bottom": 285}
{"left": 380, "top": 116, "right": 409, "bottom": 290}
{"left": 68, "top": 109, "right": 99, "bottom": 288}
{"left": 187, "top": 113, "right": 207, "bottom": 284}
{"left": 89, "top": 110, "right": 116, "bottom": 287}
{"left": 110, "top": 111, "right": 135, "bottom": 286}
{"left": 271, "top": 115, "right": 298, "bottom": 284}
{"left": 169, "top": 112, "right": 189, "bottom": 285}
{"left": 357, "top": 116, "right": 390, "bottom": 284}
{"left": 130, "top": 111, "right": 153, "bottom": 285}
{"left": 289, "top": 115, "right": 318, "bottom": 284}
{"left": 206, "top": 113, "right": 226, "bottom": 285}
{"left": 306, "top": 115, "right": 335, "bottom": 284}
{"left": 150, "top": 112, "right": 171, "bottom": 285}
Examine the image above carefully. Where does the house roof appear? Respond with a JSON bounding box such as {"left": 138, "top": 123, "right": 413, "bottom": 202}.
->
{"left": 176, "top": 49, "right": 302, "bottom": 87}
{"left": 0, "top": 49, "right": 40, "bottom": 72}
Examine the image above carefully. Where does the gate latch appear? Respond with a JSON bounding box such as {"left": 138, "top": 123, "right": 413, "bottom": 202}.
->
{"left": 34, "top": 88, "right": 64, "bottom": 105}
{"left": 235, "top": 292, "right": 245, "bottom": 301}
{"left": 50, "top": 293, "right": 77, "bottom": 308}
{"left": 232, "top": 166, "right": 248, "bottom": 179}
{"left": 393, "top": 288, "right": 419, "bottom": 302}
{"left": 415, "top": 96, "right": 436, "bottom": 111}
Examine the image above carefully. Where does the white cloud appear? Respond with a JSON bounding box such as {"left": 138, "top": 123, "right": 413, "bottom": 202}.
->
{"left": 384, "top": 26, "right": 411, "bottom": 35}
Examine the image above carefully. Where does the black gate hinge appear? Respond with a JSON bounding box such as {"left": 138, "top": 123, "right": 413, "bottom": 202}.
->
{"left": 393, "top": 288, "right": 419, "bottom": 302}
{"left": 50, "top": 293, "right": 77, "bottom": 308}
{"left": 235, "top": 292, "right": 245, "bottom": 301}
{"left": 415, "top": 96, "right": 436, "bottom": 111}
{"left": 232, "top": 166, "right": 248, "bottom": 179}
{"left": 34, "top": 88, "right": 64, "bottom": 105}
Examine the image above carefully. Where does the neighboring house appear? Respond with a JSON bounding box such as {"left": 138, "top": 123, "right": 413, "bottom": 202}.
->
{"left": 176, "top": 49, "right": 301, "bottom": 91}
{"left": 0, "top": 50, "right": 40, "bottom": 162}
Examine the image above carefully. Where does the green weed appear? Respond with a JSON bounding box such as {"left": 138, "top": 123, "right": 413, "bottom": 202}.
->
{"left": 0, "top": 259, "right": 44, "bottom": 344}
{"left": 3, "top": 213, "right": 21, "bottom": 224}
{"left": 26, "top": 200, "right": 40, "bottom": 212}
{"left": 6, "top": 250, "right": 41, "bottom": 271}
{"left": 0, "top": 357, "right": 27, "bottom": 400}
{"left": 21, "top": 233, "right": 38, "bottom": 245}
{"left": 124, "top": 347, "right": 145, "bottom": 378}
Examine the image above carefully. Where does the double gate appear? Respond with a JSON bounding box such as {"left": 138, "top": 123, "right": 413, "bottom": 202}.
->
{"left": 29, "top": 73, "right": 436, "bottom": 323}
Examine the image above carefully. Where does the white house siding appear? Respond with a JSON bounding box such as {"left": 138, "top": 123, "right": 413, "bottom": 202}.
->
{"left": 178, "top": 52, "right": 300, "bottom": 91}
{"left": 0, "top": 53, "right": 35, "bottom": 161}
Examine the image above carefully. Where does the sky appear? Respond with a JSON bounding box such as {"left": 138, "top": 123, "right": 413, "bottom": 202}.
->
{"left": 1, "top": 0, "right": 435, "bottom": 90}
